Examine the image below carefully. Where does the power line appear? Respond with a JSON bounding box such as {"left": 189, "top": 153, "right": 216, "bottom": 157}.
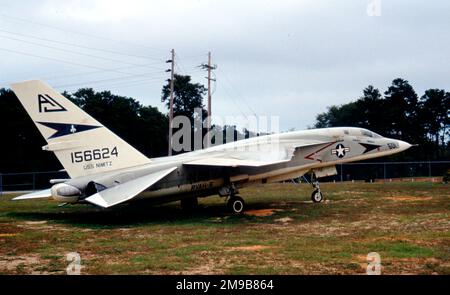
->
{"left": 53, "top": 71, "right": 166, "bottom": 89}
{"left": 0, "top": 34, "right": 166, "bottom": 69}
{"left": 217, "top": 68, "right": 258, "bottom": 117}
{"left": 0, "top": 28, "right": 163, "bottom": 61}
{"left": 0, "top": 14, "right": 167, "bottom": 54}
{"left": 218, "top": 77, "right": 251, "bottom": 120}
{"left": 40, "top": 61, "right": 166, "bottom": 82}
{"left": 62, "top": 77, "right": 163, "bottom": 93}
{"left": 0, "top": 47, "right": 163, "bottom": 77}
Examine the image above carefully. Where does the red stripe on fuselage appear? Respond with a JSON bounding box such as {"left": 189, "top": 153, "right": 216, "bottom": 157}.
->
{"left": 304, "top": 141, "right": 337, "bottom": 162}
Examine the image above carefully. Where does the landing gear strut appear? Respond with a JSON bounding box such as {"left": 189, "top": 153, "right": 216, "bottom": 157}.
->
{"left": 220, "top": 183, "right": 246, "bottom": 214}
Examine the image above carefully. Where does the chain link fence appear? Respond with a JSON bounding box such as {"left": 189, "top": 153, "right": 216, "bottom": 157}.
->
{"left": 0, "top": 161, "right": 449, "bottom": 195}
{"left": 0, "top": 170, "right": 68, "bottom": 195}
{"left": 331, "top": 161, "right": 450, "bottom": 183}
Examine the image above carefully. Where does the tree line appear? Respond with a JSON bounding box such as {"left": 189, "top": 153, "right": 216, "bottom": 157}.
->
{"left": 314, "top": 78, "right": 449, "bottom": 161}
{"left": 0, "top": 76, "right": 448, "bottom": 172}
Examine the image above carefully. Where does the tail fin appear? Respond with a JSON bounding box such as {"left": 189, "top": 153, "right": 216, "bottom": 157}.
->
{"left": 10, "top": 80, "right": 151, "bottom": 178}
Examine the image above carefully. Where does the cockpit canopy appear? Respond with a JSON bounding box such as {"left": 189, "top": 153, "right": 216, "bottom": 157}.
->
{"left": 342, "top": 128, "right": 383, "bottom": 138}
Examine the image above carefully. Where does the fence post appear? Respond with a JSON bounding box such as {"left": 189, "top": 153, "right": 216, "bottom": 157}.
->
{"left": 340, "top": 164, "right": 343, "bottom": 182}
{"left": 428, "top": 161, "right": 432, "bottom": 178}
{"left": 0, "top": 173, "right": 2, "bottom": 196}
{"left": 383, "top": 162, "right": 386, "bottom": 183}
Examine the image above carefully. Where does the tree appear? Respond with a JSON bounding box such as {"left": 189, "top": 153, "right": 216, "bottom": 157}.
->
{"left": 65, "top": 89, "right": 168, "bottom": 157}
{"left": 383, "top": 78, "right": 421, "bottom": 143}
{"left": 419, "top": 89, "right": 450, "bottom": 158}
{"left": 355, "top": 85, "right": 384, "bottom": 133}
{"left": 161, "top": 74, "right": 207, "bottom": 152}
{"left": 161, "top": 74, "right": 207, "bottom": 120}
{"left": 313, "top": 78, "right": 448, "bottom": 161}
{"left": 0, "top": 88, "right": 60, "bottom": 172}
{"left": 314, "top": 103, "right": 359, "bottom": 128}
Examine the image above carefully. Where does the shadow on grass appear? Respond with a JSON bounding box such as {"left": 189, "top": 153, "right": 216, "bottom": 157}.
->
{"left": 5, "top": 199, "right": 305, "bottom": 229}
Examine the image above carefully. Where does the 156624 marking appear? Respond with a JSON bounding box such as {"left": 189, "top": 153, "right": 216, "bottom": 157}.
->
{"left": 70, "top": 147, "right": 118, "bottom": 163}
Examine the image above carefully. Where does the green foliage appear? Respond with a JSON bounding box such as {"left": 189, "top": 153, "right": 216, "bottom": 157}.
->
{"left": 64, "top": 89, "right": 168, "bottom": 158}
{"left": 161, "top": 74, "right": 208, "bottom": 152}
{"left": 0, "top": 88, "right": 60, "bottom": 172}
{"left": 161, "top": 74, "right": 207, "bottom": 120}
{"left": 314, "top": 78, "right": 449, "bottom": 161}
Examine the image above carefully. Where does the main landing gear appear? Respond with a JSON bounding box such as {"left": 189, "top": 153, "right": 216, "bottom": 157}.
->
{"left": 227, "top": 196, "right": 245, "bottom": 214}
{"left": 220, "top": 184, "right": 246, "bottom": 214}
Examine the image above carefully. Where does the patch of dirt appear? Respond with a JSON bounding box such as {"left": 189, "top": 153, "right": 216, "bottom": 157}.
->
{"left": 245, "top": 209, "right": 282, "bottom": 217}
{"left": 227, "top": 245, "right": 273, "bottom": 251}
{"left": 384, "top": 196, "right": 432, "bottom": 202}
{"left": 17, "top": 221, "right": 72, "bottom": 232}
{"left": 275, "top": 217, "right": 293, "bottom": 224}
{"left": 333, "top": 191, "right": 366, "bottom": 196}
{"left": 0, "top": 255, "right": 47, "bottom": 274}
{"left": 24, "top": 221, "right": 48, "bottom": 225}
{"left": 178, "top": 264, "right": 219, "bottom": 275}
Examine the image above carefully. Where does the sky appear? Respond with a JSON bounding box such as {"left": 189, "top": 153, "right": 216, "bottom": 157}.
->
{"left": 0, "top": 0, "right": 449, "bottom": 131}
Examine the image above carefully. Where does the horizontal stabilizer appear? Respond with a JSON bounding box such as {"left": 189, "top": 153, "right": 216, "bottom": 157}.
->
{"left": 85, "top": 167, "right": 177, "bottom": 208}
{"left": 13, "top": 189, "right": 52, "bottom": 200}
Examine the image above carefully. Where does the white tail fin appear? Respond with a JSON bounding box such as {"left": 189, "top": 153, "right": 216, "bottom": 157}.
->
{"left": 10, "top": 80, "right": 151, "bottom": 178}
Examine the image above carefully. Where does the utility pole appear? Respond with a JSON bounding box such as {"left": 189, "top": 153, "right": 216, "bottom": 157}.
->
{"left": 166, "top": 49, "right": 175, "bottom": 156}
{"left": 201, "top": 52, "right": 217, "bottom": 148}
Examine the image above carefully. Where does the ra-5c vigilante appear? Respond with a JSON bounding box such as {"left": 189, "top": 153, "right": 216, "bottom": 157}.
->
{"left": 10, "top": 80, "right": 411, "bottom": 213}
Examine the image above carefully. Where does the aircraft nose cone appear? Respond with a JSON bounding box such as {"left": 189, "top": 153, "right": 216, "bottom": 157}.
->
{"left": 398, "top": 140, "right": 412, "bottom": 151}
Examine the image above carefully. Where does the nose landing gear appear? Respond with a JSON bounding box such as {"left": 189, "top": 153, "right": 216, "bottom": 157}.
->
{"left": 302, "top": 174, "right": 324, "bottom": 203}
{"left": 311, "top": 181, "right": 324, "bottom": 203}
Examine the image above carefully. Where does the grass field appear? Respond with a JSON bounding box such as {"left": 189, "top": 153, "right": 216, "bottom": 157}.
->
{"left": 0, "top": 182, "right": 448, "bottom": 275}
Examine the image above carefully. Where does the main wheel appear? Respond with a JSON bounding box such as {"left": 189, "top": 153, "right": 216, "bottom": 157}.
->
{"left": 227, "top": 196, "right": 246, "bottom": 214}
{"left": 311, "top": 190, "right": 324, "bottom": 203}
{"left": 181, "top": 197, "right": 199, "bottom": 211}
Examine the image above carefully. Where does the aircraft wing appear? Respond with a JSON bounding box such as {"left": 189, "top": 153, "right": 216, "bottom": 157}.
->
{"left": 85, "top": 167, "right": 176, "bottom": 208}
{"left": 184, "top": 139, "right": 333, "bottom": 168}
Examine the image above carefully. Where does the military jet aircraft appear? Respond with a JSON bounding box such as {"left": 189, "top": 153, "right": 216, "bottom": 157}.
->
{"left": 10, "top": 80, "right": 411, "bottom": 213}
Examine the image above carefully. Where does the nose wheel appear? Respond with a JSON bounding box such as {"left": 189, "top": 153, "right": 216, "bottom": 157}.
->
{"left": 311, "top": 188, "right": 324, "bottom": 203}
{"left": 310, "top": 178, "right": 324, "bottom": 203}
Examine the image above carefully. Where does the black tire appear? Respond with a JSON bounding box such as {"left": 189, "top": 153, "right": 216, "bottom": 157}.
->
{"left": 311, "top": 190, "right": 324, "bottom": 203}
{"left": 227, "top": 196, "right": 245, "bottom": 214}
{"left": 180, "top": 197, "right": 199, "bottom": 211}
